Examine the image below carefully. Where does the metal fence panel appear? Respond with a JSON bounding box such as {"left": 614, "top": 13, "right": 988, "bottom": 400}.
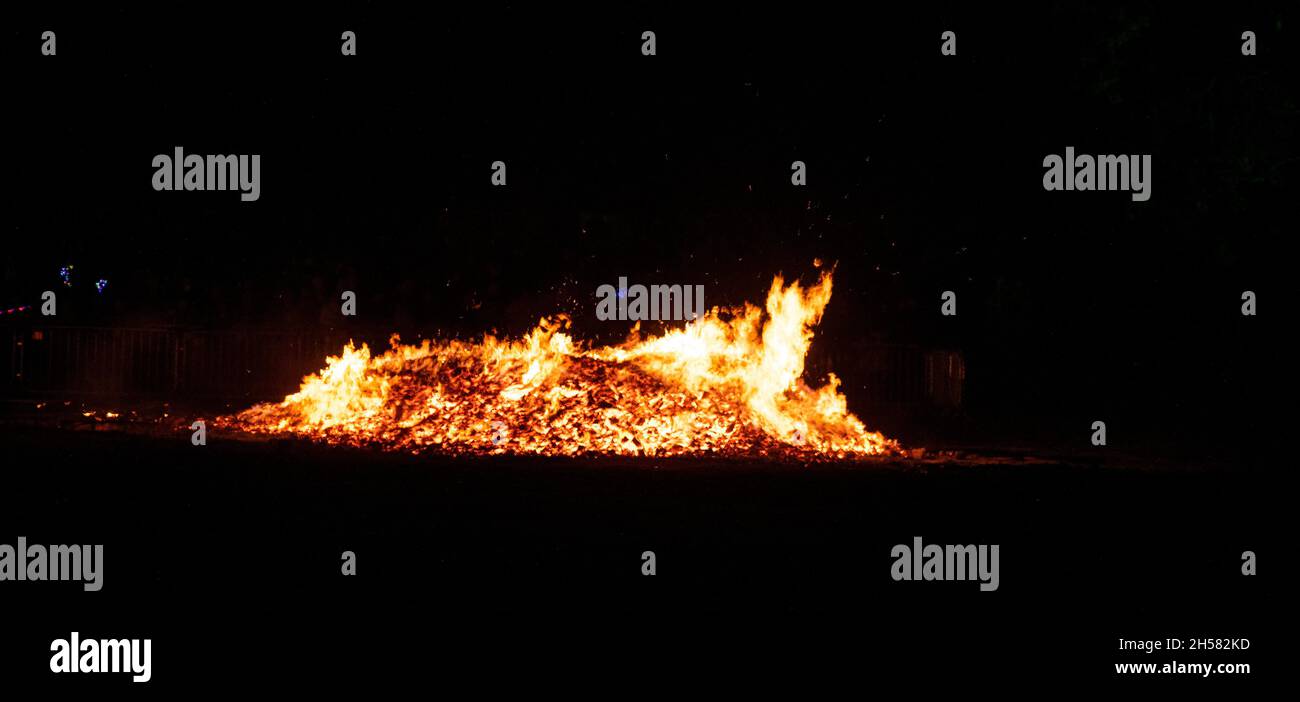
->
{"left": 3, "top": 326, "right": 964, "bottom": 409}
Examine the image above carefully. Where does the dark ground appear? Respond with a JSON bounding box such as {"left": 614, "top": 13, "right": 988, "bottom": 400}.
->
{"left": 0, "top": 420, "right": 1276, "bottom": 691}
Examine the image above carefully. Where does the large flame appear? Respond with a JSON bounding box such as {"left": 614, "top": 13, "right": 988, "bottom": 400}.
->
{"left": 226, "top": 270, "right": 900, "bottom": 459}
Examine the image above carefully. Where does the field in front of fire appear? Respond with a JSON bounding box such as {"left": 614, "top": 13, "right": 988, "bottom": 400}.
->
{"left": 0, "top": 415, "right": 1274, "bottom": 685}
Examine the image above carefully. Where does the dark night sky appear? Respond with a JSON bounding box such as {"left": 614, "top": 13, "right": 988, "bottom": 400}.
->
{"left": 4, "top": 5, "right": 1292, "bottom": 449}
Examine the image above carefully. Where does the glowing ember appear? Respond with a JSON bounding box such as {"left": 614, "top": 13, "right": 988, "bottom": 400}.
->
{"left": 224, "top": 270, "right": 900, "bottom": 459}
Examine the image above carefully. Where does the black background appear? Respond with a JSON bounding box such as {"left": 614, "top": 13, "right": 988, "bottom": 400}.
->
{"left": 2, "top": 4, "right": 1290, "bottom": 691}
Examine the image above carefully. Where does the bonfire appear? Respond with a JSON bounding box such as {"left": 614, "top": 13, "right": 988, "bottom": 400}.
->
{"left": 226, "top": 268, "right": 899, "bottom": 459}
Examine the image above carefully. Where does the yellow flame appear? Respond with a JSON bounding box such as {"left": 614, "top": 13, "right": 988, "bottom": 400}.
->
{"left": 226, "top": 270, "right": 899, "bottom": 458}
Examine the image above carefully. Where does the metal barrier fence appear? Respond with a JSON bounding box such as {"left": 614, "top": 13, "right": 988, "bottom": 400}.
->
{"left": 2, "top": 325, "right": 964, "bottom": 409}
{"left": 808, "top": 343, "right": 964, "bottom": 411}
{"left": 1, "top": 326, "right": 355, "bottom": 402}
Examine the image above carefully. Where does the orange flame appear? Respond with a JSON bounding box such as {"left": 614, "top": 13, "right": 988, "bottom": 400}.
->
{"left": 225, "top": 270, "right": 900, "bottom": 459}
